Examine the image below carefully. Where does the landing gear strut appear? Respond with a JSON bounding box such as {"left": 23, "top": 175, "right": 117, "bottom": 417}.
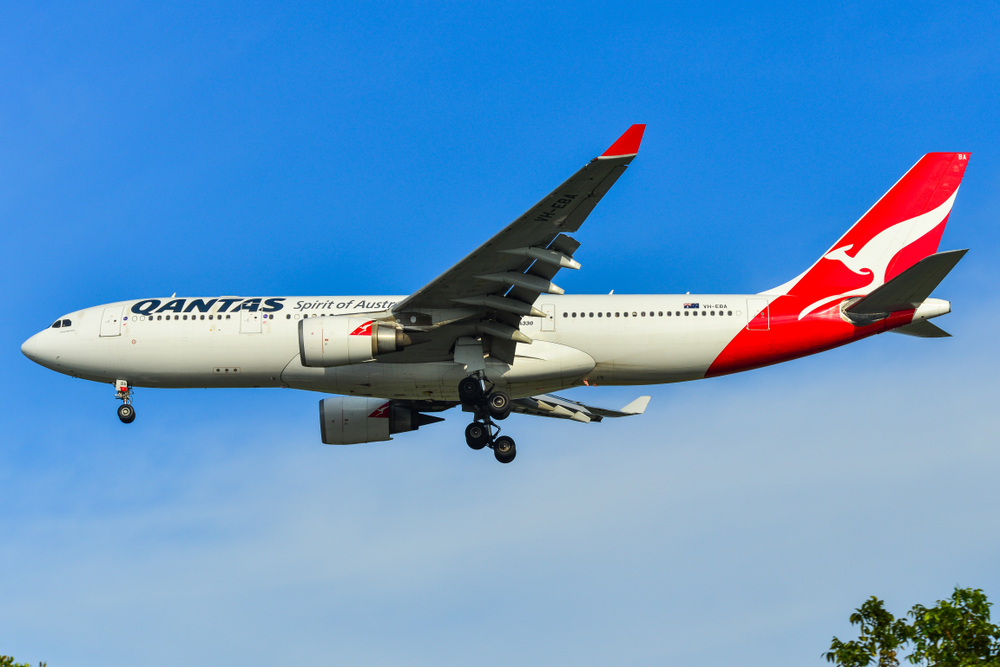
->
{"left": 115, "top": 379, "right": 136, "bottom": 424}
{"left": 460, "top": 374, "right": 516, "bottom": 463}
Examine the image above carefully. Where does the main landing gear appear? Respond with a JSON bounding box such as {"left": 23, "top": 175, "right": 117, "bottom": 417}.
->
{"left": 460, "top": 374, "right": 516, "bottom": 464}
{"left": 115, "top": 379, "right": 136, "bottom": 424}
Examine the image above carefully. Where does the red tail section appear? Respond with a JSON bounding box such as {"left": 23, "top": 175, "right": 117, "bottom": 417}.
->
{"left": 708, "top": 153, "right": 970, "bottom": 378}
{"left": 778, "top": 153, "right": 970, "bottom": 316}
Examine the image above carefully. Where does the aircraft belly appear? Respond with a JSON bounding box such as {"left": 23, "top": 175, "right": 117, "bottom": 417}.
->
{"left": 70, "top": 319, "right": 301, "bottom": 388}
{"left": 280, "top": 339, "right": 594, "bottom": 400}
{"left": 553, "top": 321, "right": 743, "bottom": 385}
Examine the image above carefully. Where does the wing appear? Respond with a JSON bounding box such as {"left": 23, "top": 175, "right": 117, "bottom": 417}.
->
{"left": 390, "top": 125, "right": 645, "bottom": 364}
{"left": 511, "top": 393, "right": 650, "bottom": 423}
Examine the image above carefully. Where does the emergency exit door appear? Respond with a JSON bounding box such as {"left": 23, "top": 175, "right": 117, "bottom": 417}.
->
{"left": 746, "top": 298, "right": 770, "bottom": 331}
{"left": 100, "top": 306, "right": 123, "bottom": 337}
{"left": 240, "top": 309, "right": 262, "bottom": 333}
{"left": 541, "top": 304, "right": 556, "bottom": 331}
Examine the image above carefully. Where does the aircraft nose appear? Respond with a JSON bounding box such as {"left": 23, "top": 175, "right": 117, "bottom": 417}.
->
{"left": 21, "top": 331, "right": 53, "bottom": 365}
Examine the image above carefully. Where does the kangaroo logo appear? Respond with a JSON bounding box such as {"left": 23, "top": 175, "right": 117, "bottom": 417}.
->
{"left": 368, "top": 402, "right": 390, "bottom": 418}
{"left": 349, "top": 321, "right": 374, "bottom": 336}
{"left": 797, "top": 189, "right": 958, "bottom": 320}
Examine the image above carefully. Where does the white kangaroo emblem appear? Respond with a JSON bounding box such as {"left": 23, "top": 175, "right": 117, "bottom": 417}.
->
{"left": 797, "top": 189, "right": 958, "bottom": 320}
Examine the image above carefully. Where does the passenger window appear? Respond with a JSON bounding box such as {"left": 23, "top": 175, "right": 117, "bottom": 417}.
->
{"left": 640, "top": 312, "right": 645, "bottom": 317}
{"left": 589, "top": 312, "right": 593, "bottom": 317}
{"left": 572, "top": 312, "right": 577, "bottom": 318}
{"left": 183, "top": 315, "right": 188, "bottom": 320}
{"left": 615, "top": 312, "right": 620, "bottom": 317}
{"left": 226, "top": 315, "right": 231, "bottom": 320}
{"left": 563, "top": 312, "right": 568, "bottom": 317}
{"left": 728, "top": 310, "right": 732, "bottom": 316}
{"left": 597, "top": 312, "right": 602, "bottom": 318}
{"left": 658, "top": 311, "right": 663, "bottom": 316}
{"left": 286, "top": 314, "right": 291, "bottom": 319}
{"left": 702, "top": 311, "right": 706, "bottom": 316}
{"left": 623, "top": 312, "right": 628, "bottom": 317}
{"left": 710, "top": 311, "right": 715, "bottom": 316}
{"left": 200, "top": 315, "right": 205, "bottom": 320}
{"left": 607, "top": 312, "right": 611, "bottom": 317}
{"left": 667, "top": 311, "right": 671, "bottom": 316}
{"left": 684, "top": 311, "right": 689, "bottom": 316}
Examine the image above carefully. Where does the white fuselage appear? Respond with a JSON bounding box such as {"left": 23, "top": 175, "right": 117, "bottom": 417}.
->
{"left": 23, "top": 294, "right": 758, "bottom": 400}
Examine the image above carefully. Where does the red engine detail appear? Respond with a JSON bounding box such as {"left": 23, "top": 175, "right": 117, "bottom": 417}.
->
{"left": 319, "top": 397, "right": 444, "bottom": 444}
{"left": 299, "top": 316, "right": 411, "bottom": 367}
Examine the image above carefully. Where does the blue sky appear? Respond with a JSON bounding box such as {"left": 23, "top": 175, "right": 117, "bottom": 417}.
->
{"left": 2, "top": 2, "right": 999, "bottom": 665}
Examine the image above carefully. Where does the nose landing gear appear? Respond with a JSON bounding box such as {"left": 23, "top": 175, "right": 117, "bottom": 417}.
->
{"left": 115, "top": 379, "right": 136, "bottom": 424}
{"left": 460, "top": 374, "right": 516, "bottom": 463}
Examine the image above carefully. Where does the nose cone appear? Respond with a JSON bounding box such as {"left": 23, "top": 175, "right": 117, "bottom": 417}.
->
{"left": 22, "top": 331, "right": 54, "bottom": 367}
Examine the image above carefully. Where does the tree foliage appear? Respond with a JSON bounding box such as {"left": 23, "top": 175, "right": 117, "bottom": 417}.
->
{"left": 826, "top": 596, "right": 913, "bottom": 667}
{"left": 0, "top": 653, "right": 34, "bottom": 667}
{"left": 0, "top": 647, "right": 44, "bottom": 667}
{"left": 826, "top": 588, "right": 1000, "bottom": 667}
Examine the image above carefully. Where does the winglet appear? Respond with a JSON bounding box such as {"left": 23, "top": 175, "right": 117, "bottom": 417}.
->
{"left": 600, "top": 124, "right": 646, "bottom": 158}
{"left": 620, "top": 396, "right": 651, "bottom": 415}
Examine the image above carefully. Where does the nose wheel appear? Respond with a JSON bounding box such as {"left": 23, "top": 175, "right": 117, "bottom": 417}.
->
{"left": 115, "top": 379, "right": 136, "bottom": 423}
{"left": 117, "top": 403, "right": 136, "bottom": 424}
{"left": 460, "top": 375, "right": 516, "bottom": 463}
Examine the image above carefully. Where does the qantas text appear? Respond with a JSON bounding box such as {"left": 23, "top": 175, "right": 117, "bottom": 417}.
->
{"left": 130, "top": 297, "right": 399, "bottom": 316}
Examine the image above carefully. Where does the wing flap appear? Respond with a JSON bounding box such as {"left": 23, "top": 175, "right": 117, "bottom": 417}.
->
{"left": 512, "top": 393, "right": 652, "bottom": 422}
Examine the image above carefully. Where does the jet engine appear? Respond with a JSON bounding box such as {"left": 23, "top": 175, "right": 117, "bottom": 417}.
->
{"left": 299, "top": 316, "right": 411, "bottom": 368}
{"left": 319, "top": 396, "right": 444, "bottom": 444}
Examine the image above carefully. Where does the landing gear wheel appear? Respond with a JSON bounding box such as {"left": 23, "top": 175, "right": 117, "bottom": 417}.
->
{"left": 493, "top": 436, "right": 516, "bottom": 464}
{"left": 487, "top": 391, "right": 511, "bottom": 420}
{"left": 458, "top": 377, "right": 483, "bottom": 405}
{"left": 465, "top": 422, "right": 489, "bottom": 450}
{"left": 117, "top": 403, "right": 136, "bottom": 424}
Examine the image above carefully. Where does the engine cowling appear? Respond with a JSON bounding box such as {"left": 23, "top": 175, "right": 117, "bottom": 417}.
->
{"left": 299, "top": 316, "right": 411, "bottom": 367}
{"left": 319, "top": 396, "right": 444, "bottom": 445}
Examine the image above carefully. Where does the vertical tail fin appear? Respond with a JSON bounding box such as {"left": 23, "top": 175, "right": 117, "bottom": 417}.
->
{"left": 770, "top": 153, "right": 971, "bottom": 318}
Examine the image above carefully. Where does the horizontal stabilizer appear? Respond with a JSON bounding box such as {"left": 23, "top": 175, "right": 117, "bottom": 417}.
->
{"left": 847, "top": 249, "right": 968, "bottom": 316}
{"left": 891, "top": 319, "right": 951, "bottom": 338}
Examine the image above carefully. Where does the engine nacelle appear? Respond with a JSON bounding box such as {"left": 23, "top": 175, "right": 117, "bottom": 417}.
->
{"left": 319, "top": 396, "right": 444, "bottom": 445}
{"left": 299, "top": 316, "right": 411, "bottom": 367}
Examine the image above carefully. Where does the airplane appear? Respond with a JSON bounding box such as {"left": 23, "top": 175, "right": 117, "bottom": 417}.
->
{"left": 21, "top": 125, "right": 971, "bottom": 463}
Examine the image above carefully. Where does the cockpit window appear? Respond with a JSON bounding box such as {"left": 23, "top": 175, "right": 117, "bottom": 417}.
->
{"left": 51, "top": 320, "right": 61, "bottom": 328}
{"left": 62, "top": 319, "right": 72, "bottom": 327}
